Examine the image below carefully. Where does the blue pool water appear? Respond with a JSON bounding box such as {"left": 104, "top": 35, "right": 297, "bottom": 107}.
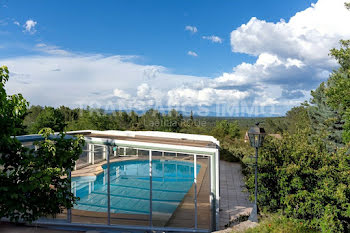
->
{"left": 72, "top": 160, "right": 200, "bottom": 215}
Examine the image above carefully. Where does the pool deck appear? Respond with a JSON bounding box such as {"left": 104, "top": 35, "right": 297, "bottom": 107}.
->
{"left": 166, "top": 157, "right": 210, "bottom": 229}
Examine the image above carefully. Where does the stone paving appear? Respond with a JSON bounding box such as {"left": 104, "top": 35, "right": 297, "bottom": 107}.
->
{"left": 219, "top": 161, "right": 253, "bottom": 229}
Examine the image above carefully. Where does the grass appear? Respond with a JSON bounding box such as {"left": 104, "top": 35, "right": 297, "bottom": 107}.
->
{"left": 233, "top": 215, "right": 320, "bottom": 233}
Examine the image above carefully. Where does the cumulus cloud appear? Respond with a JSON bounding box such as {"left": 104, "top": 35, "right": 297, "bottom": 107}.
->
{"left": 202, "top": 35, "right": 223, "bottom": 43}
{"left": 185, "top": 25, "right": 198, "bottom": 33}
{"left": 13, "top": 21, "right": 20, "bottom": 26}
{"left": 231, "top": 0, "right": 350, "bottom": 64}
{"left": 113, "top": 89, "right": 130, "bottom": 99}
{"left": 222, "top": 0, "right": 350, "bottom": 109}
{"left": 187, "top": 51, "right": 198, "bottom": 57}
{"left": 23, "top": 19, "right": 37, "bottom": 34}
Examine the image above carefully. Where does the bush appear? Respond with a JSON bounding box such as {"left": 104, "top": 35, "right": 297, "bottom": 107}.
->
{"left": 243, "top": 128, "right": 350, "bottom": 232}
{"left": 241, "top": 214, "right": 319, "bottom": 233}
{"left": 221, "top": 139, "right": 254, "bottom": 162}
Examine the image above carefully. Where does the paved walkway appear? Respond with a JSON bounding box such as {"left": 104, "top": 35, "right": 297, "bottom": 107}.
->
{"left": 219, "top": 161, "right": 253, "bottom": 229}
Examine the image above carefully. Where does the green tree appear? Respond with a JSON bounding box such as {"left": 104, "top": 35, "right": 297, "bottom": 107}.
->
{"left": 264, "top": 118, "right": 287, "bottom": 134}
{"left": 118, "top": 111, "right": 132, "bottom": 130}
{"left": 23, "top": 105, "right": 43, "bottom": 133}
{"left": 211, "top": 120, "right": 240, "bottom": 141}
{"left": 0, "top": 66, "right": 84, "bottom": 222}
{"left": 139, "top": 109, "right": 162, "bottom": 131}
{"left": 189, "top": 110, "right": 194, "bottom": 126}
{"left": 129, "top": 110, "right": 140, "bottom": 130}
{"left": 285, "top": 103, "right": 310, "bottom": 134}
{"left": 65, "top": 108, "right": 97, "bottom": 131}
{"left": 58, "top": 105, "right": 79, "bottom": 122}
{"left": 30, "top": 106, "right": 66, "bottom": 133}
{"left": 163, "top": 109, "right": 183, "bottom": 132}
{"left": 326, "top": 40, "right": 350, "bottom": 143}
{"left": 308, "top": 82, "right": 344, "bottom": 151}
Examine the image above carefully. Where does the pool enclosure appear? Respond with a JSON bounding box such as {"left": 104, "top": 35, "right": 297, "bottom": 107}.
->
{"left": 16, "top": 130, "right": 220, "bottom": 232}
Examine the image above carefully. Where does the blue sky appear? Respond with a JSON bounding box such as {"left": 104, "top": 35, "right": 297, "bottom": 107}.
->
{"left": 0, "top": 0, "right": 349, "bottom": 116}
{"left": 1, "top": 0, "right": 316, "bottom": 76}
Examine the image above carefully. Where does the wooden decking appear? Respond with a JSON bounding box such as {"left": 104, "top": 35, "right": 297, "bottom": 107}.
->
{"left": 166, "top": 157, "right": 210, "bottom": 229}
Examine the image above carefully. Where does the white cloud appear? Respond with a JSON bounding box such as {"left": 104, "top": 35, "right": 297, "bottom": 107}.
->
{"left": 35, "top": 43, "right": 72, "bottom": 56}
{"left": 1, "top": 49, "right": 207, "bottom": 110}
{"left": 113, "top": 89, "right": 130, "bottom": 99}
{"left": 221, "top": 0, "right": 350, "bottom": 110}
{"left": 167, "top": 88, "right": 249, "bottom": 107}
{"left": 23, "top": 19, "right": 37, "bottom": 34}
{"left": 187, "top": 51, "right": 198, "bottom": 57}
{"left": 137, "top": 83, "right": 151, "bottom": 98}
{"left": 13, "top": 21, "right": 20, "bottom": 26}
{"left": 202, "top": 35, "right": 223, "bottom": 43}
{"left": 185, "top": 25, "right": 198, "bottom": 33}
{"left": 230, "top": 0, "right": 350, "bottom": 64}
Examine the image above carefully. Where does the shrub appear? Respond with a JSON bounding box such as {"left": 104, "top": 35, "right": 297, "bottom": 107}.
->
{"left": 243, "top": 128, "right": 350, "bottom": 232}
{"left": 241, "top": 214, "right": 319, "bottom": 233}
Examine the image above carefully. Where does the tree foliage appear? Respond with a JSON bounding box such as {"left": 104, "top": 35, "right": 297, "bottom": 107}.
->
{"left": 211, "top": 120, "right": 240, "bottom": 141}
{"left": 285, "top": 103, "right": 310, "bottom": 134}
{"left": 326, "top": 40, "right": 350, "bottom": 143}
{"left": 244, "top": 129, "right": 350, "bottom": 232}
{"left": 0, "top": 66, "right": 29, "bottom": 137}
{"left": 308, "top": 82, "right": 344, "bottom": 150}
{"left": 30, "top": 106, "right": 66, "bottom": 133}
{"left": 0, "top": 66, "right": 84, "bottom": 222}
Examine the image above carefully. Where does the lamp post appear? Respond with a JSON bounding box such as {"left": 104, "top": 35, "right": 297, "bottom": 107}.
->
{"left": 247, "top": 122, "right": 266, "bottom": 223}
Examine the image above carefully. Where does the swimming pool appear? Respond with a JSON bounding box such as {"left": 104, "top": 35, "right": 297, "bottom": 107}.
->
{"left": 71, "top": 160, "right": 200, "bottom": 216}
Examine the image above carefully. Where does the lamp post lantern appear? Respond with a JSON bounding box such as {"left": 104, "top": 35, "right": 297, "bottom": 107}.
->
{"left": 248, "top": 122, "right": 266, "bottom": 223}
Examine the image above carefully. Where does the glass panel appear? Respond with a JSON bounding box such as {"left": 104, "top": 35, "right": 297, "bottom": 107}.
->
{"left": 94, "top": 145, "right": 105, "bottom": 163}
{"left": 119, "top": 147, "right": 127, "bottom": 157}
{"left": 71, "top": 160, "right": 108, "bottom": 225}
{"left": 76, "top": 144, "right": 89, "bottom": 169}
{"left": 152, "top": 153, "right": 198, "bottom": 228}
{"left": 109, "top": 148, "right": 150, "bottom": 226}
{"left": 70, "top": 144, "right": 108, "bottom": 225}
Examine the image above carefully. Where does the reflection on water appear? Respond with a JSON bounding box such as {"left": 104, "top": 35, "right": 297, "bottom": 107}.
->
{"left": 71, "top": 160, "right": 200, "bottom": 215}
